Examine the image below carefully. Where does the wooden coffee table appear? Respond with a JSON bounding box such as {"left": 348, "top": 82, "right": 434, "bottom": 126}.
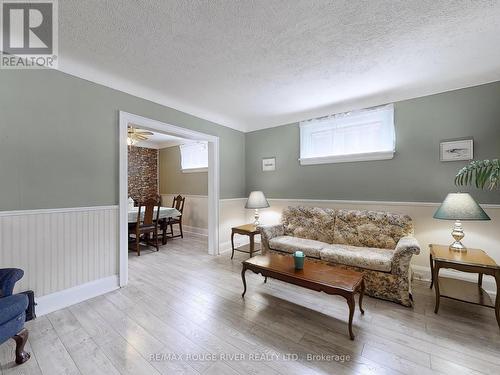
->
{"left": 241, "top": 254, "right": 365, "bottom": 340}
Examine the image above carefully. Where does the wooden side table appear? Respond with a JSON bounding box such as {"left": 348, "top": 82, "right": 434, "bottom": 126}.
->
{"left": 429, "top": 244, "right": 500, "bottom": 327}
{"left": 231, "top": 224, "right": 260, "bottom": 259}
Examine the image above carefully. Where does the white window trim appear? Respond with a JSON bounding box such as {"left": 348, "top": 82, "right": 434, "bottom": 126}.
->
{"left": 181, "top": 167, "right": 208, "bottom": 173}
{"left": 299, "top": 104, "right": 395, "bottom": 165}
{"left": 299, "top": 150, "right": 394, "bottom": 165}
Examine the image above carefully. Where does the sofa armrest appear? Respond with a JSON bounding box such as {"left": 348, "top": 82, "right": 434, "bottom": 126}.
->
{"left": 258, "top": 224, "right": 285, "bottom": 254}
{"left": 0, "top": 268, "right": 24, "bottom": 298}
{"left": 391, "top": 237, "right": 421, "bottom": 275}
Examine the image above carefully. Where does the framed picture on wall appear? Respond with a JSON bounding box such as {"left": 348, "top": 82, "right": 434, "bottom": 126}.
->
{"left": 440, "top": 138, "right": 473, "bottom": 162}
{"left": 262, "top": 157, "right": 276, "bottom": 171}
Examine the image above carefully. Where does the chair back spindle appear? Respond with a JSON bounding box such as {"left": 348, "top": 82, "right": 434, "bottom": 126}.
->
{"left": 172, "top": 195, "right": 186, "bottom": 214}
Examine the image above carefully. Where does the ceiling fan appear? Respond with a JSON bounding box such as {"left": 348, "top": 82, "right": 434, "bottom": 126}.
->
{"left": 127, "top": 127, "right": 153, "bottom": 145}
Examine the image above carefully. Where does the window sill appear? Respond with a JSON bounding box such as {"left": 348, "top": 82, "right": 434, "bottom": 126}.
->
{"left": 181, "top": 167, "right": 208, "bottom": 173}
{"left": 299, "top": 151, "right": 394, "bottom": 165}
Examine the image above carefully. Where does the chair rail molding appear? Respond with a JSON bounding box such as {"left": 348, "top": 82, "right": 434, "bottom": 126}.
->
{"left": 0, "top": 205, "right": 119, "bottom": 216}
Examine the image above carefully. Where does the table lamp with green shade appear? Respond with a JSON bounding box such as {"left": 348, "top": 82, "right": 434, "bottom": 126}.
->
{"left": 433, "top": 192, "right": 490, "bottom": 251}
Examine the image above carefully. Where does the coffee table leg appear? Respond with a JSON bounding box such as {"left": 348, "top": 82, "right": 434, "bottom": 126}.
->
{"left": 241, "top": 266, "right": 247, "bottom": 298}
{"left": 264, "top": 276, "right": 267, "bottom": 283}
{"left": 359, "top": 280, "right": 365, "bottom": 315}
{"left": 347, "top": 295, "right": 356, "bottom": 340}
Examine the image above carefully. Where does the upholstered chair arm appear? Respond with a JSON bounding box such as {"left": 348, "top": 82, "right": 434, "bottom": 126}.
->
{"left": 258, "top": 224, "right": 285, "bottom": 254}
{"left": 0, "top": 268, "right": 24, "bottom": 298}
{"left": 391, "top": 237, "right": 421, "bottom": 275}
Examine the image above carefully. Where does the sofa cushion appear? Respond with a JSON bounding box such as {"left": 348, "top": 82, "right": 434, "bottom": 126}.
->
{"left": 0, "top": 294, "right": 28, "bottom": 326}
{"left": 269, "top": 236, "right": 325, "bottom": 258}
{"left": 320, "top": 244, "right": 394, "bottom": 272}
{"left": 333, "top": 209, "right": 413, "bottom": 249}
{"left": 282, "top": 206, "right": 336, "bottom": 243}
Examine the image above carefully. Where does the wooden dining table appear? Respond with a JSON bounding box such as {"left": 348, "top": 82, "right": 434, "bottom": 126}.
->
{"left": 128, "top": 206, "right": 181, "bottom": 245}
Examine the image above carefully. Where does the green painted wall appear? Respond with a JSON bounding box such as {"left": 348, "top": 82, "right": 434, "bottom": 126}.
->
{"left": 159, "top": 146, "right": 208, "bottom": 195}
{"left": 245, "top": 81, "right": 500, "bottom": 204}
{"left": 0, "top": 70, "right": 245, "bottom": 210}
{"left": 2, "top": 70, "right": 499, "bottom": 209}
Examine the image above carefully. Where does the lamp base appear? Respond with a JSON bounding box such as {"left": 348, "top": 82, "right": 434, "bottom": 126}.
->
{"left": 449, "top": 220, "right": 467, "bottom": 252}
{"left": 449, "top": 241, "right": 467, "bottom": 252}
{"left": 253, "top": 209, "right": 260, "bottom": 226}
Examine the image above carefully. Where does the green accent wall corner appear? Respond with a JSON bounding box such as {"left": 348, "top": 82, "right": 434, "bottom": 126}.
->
{"left": 245, "top": 81, "right": 500, "bottom": 204}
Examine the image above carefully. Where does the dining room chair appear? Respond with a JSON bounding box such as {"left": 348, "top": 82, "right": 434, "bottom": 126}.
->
{"left": 129, "top": 197, "right": 161, "bottom": 256}
{"left": 166, "top": 194, "right": 185, "bottom": 239}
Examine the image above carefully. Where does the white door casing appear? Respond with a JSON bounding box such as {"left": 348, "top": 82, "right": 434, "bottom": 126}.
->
{"left": 118, "top": 111, "right": 220, "bottom": 286}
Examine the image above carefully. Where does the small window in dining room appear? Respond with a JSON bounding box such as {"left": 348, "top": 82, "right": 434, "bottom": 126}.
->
{"left": 299, "top": 104, "right": 395, "bottom": 165}
{"left": 180, "top": 141, "right": 208, "bottom": 172}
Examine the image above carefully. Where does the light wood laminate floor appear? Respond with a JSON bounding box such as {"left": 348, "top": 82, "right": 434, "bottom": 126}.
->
{"left": 1, "top": 234, "right": 500, "bottom": 375}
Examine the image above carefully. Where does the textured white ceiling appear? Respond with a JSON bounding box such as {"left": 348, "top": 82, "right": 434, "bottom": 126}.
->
{"left": 129, "top": 126, "right": 194, "bottom": 149}
{"left": 59, "top": 1, "right": 500, "bottom": 132}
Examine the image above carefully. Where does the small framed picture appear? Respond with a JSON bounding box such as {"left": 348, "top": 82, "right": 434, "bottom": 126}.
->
{"left": 262, "top": 157, "right": 276, "bottom": 171}
{"left": 440, "top": 139, "right": 473, "bottom": 162}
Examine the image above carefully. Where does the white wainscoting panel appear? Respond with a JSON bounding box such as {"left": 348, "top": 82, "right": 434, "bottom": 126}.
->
{"left": 161, "top": 194, "right": 208, "bottom": 230}
{"left": 160, "top": 194, "right": 248, "bottom": 253}
{"left": 219, "top": 198, "right": 247, "bottom": 253}
{"left": 0, "top": 206, "right": 119, "bottom": 298}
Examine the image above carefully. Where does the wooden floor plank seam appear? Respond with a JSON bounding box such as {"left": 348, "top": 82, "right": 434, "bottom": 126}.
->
{"left": 3, "top": 235, "right": 500, "bottom": 374}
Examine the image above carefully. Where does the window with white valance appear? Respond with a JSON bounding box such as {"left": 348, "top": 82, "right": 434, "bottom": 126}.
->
{"left": 299, "top": 104, "right": 395, "bottom": 165}
{"left": 180, "top": 142, "right": 208, "bottom": 172}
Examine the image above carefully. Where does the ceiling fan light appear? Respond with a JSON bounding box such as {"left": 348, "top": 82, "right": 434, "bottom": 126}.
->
{"left": 127, "top": 127, "right": 152, "bottom": 145}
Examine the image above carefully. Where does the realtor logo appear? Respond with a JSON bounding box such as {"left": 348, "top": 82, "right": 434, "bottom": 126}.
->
{"left": 1, "top": 0, "right": 58, "bottom": 68}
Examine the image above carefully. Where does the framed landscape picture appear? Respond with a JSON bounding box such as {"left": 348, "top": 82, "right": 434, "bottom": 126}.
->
{"left": 440, "top": 139, "right": 473, "bottom": 162}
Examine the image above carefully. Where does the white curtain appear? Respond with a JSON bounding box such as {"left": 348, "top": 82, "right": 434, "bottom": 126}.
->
{"left": 180, "top": 142, "right": 208, "bottom": 170}
{"left": 300, "top": 104, "right": 395, "bottom": 163}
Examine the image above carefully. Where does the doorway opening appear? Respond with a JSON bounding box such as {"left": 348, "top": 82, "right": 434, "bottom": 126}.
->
{"left": 118, "top": 111, "right": 219, "bottom": 286}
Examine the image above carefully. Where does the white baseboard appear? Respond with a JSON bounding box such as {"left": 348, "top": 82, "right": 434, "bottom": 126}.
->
{"left": 218, "top": 238, "right": 262, "bottom": 255}
{"left": 182, "top": 225, "right": 208, "bottom": 237}
{"left": 219, "top": 240, "right": 233, "bottom": 254}
{"left": 36, "top": 275, "right": 120, "bottom": 316}
{"left": 412, "top": 264, "right": 497, "bottom": 297}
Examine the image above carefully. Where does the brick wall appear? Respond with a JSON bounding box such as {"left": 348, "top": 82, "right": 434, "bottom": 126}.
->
{"left": 128, "top": 146, "right": 158, "bottom": 202}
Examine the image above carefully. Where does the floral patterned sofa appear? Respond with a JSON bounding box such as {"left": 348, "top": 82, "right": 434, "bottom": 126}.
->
{"left": 259, "top": 206, "right": 420, "bottom": 306}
